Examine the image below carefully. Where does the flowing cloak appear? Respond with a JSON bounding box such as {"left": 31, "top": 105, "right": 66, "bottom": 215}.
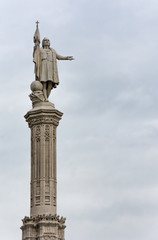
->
{"left": 33, "top": 47, "right": 67, "bottom": 86}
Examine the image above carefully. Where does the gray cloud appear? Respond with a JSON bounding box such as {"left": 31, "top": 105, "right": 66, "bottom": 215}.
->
{"left": 0, "top": 0, "right": 158, "bottom": 240}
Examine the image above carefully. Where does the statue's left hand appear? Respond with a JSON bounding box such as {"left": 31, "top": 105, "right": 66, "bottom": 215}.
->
{"left": 67, "top": 56, "right": 74, "bottom": 60}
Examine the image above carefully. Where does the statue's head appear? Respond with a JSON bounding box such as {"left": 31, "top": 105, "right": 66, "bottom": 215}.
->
{"left": 42, "top": 38, "right": 50, "bottom": 47}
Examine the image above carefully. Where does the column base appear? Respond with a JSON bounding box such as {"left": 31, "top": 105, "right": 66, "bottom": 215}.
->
{"left": 21, "top": 214, "right": 66, "bottom": 240}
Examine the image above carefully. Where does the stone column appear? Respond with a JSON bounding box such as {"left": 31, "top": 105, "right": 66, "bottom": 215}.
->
{"left": 21, "top": 101, "right": 66, "bottom": 240}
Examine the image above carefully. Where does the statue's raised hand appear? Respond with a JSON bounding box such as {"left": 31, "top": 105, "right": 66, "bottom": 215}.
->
{"left": 67, "top": 56, "right": 74, "bottom": 60}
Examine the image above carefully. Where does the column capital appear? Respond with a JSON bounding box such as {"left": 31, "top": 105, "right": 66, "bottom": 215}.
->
{"left": 24, "top": 102, "right": 63, "bottom": 128}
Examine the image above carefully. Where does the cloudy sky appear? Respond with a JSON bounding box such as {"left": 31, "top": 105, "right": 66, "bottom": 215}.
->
{"left": 0, "top": 0, "right": 158, "bottom": 239}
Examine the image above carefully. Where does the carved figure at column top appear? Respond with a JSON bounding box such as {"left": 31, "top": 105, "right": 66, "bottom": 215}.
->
{"left": 33, "top": 21, "right": 74, "bottom": 101}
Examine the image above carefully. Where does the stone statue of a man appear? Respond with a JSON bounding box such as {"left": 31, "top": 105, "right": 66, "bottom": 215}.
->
{"left": 33, "top": 22, "right": 74, "bottom": 101}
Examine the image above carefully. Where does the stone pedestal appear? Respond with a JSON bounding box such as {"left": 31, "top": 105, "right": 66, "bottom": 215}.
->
{"left": 21, "top": 215, "right": 66, "bottom": 240}
{"left": 21, "top": 102, "right": 66, "bottom": 240}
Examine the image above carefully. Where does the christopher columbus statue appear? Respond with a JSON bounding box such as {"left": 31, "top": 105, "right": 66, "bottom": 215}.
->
{"left": 33, "top": 21, "right": 74, "bottom": 101}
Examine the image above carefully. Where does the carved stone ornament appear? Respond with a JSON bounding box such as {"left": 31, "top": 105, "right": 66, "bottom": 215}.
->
{"left": 45, "top": 125, "right": 50, "bottom": 141}
{"left": 24, "top": 108, "right": 63, "bottom": 128}
{"left": 33, "top": 22, "right": 74, "bottom": 101}
{"left": 21, "top": 22, "right": 67, "bottom": 240}
{"left": 35, "top": 125, "right": 41, "bottom": 142}
{"left": 22, "top": 214, "right": 66, "bottom": 225}
{"left": 30, "top": 80, "right": 45, "bottom": 108}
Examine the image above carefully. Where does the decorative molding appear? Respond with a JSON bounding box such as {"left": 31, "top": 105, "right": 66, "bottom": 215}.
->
{"left": 22, "top": 214, "right": 66, "bottom": 225}
{"left": 45, "top": 125, "right": 50, "bottom": 141}
{"left": 25, "top": 108, "right": 63, "bottom": 128}
{"left": 53, "top": 128, "right": 56, "bottom": 140}
{"left": 35, "top": 125, "right": 41, "bottom": 142}
{"left": 21, "top": 214, "right": 66, "bottom": 240}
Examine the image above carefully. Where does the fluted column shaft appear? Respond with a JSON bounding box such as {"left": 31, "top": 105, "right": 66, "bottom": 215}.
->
{"left": 24, "top": 105, "right": 63, "bottom": 217}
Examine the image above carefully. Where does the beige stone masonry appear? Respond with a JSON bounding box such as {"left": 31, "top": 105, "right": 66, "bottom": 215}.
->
{"left": 21, "top": 214, "right": 66, "bottom": 240}
{"left": 21, "top": 102, "right": 66, "bottom": 240}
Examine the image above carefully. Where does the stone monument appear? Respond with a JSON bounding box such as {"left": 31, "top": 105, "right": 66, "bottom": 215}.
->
{"left": 21, "top": 22, "right": 74, "bottom": 240}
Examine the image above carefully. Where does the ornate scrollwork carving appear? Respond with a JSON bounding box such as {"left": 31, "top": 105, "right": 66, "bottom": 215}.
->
{"left": 45, "top": 125, "right": 50, "bottom": 141}
{"left": 53, "top": 128, "right": 56, "bottom": 140}
{"left": 22, "top": 214, "right": 66, "bottom": 224}
{"left": 35, "top": 125, "right": 41, "bottom": 142}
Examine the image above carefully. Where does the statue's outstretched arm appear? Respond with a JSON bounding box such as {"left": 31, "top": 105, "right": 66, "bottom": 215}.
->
{"left": 56, "top": 53, "right": 74, "bottom": 60}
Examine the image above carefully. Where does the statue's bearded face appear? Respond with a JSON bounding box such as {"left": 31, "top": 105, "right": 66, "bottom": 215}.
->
{"left": 42, "top": 38, "right": 50, "bottom": 47}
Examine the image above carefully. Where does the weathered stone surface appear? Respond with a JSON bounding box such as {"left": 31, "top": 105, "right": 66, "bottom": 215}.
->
{"left": 33, "top": 21, "right": 74, "bottom": 101}
{"left": 21, "top": 214, "right": 66, "bottom": 240}
{"left": 21, "top": 21, "right": 70, "bottom": 240}
{"left": 21, "top": 103, "right": 65, "bottom": 240}
{"left": 25, "top": 104, "right": 63, "bottom": 217}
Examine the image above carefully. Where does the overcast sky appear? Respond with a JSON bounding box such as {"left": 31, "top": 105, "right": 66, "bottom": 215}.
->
{"left": 0, "top": 0, "right": 158, "bottom": 239}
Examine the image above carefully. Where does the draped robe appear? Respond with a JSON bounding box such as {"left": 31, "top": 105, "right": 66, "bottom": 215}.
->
{"left": 33, "top": 47, "right": 68, "bottom": 87}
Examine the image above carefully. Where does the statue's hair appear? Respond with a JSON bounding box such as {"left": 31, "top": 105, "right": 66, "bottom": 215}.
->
{"left": 42, "top": 38, "right": 50, "bottom": 47}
